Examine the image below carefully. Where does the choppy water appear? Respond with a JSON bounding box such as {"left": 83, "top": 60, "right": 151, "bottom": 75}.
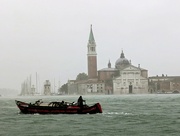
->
{"left": 0, "top": 94, "right": 180, "bottom": 136}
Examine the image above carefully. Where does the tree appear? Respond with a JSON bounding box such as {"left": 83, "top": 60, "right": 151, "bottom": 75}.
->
{"left": 76, "top": 73, "right": 88, "bottom": 81}
{"left": 59, "top": 83, "right": 68, "bottom": 94}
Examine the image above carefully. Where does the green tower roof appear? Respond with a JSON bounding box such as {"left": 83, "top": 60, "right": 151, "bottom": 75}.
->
{"left": 88, "top": 25, "right": 95, "bottom": 44}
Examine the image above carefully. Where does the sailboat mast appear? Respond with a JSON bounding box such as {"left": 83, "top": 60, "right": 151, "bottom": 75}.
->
{"left": 36, "top": 72, "right": 38, "bottom": 93}
{"left": 30, "top": 75, "right": 31, "bottom": 95}
{"left": 54, "top": 78, "right": 55, "bottom": 94}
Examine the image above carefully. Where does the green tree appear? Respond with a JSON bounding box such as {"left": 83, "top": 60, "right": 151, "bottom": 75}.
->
{"left": 76, "top": 73, "right": 88, "bottom": 81}
{"left": 59, "top": 83, "right": 68, "bottom": 94}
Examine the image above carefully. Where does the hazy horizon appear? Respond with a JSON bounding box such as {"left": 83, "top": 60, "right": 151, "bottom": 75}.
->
{"left": 1, "top": 0, "right": 180, "bottom": 92}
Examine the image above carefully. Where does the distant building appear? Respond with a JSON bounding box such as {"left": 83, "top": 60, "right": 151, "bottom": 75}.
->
{"left": 67, "top": 25, "right": 149, "bottom": 95}
{"left": 149, "top": 75, "right": 180, "bottom": 93}
{"left": 44, "top": 80, "right": 51, "bottom": 95}
{"left": 98, "top": 60, "right": 118, "bottom": 94}
{"left": 67, "top": 25, "right": 105, "bottom": 95}
{"left": 87, "top": 25, "right": 97, "bottom": 79}
{"left": 113, "top": 52, "right": 148, "bottom": 94}
{"left": 68, "top": 79, "right": 105, "bottom": 95}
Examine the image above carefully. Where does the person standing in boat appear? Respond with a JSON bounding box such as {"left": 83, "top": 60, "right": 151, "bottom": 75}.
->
{"left": 77, "top": 96, "right": 85, "bottom": 107}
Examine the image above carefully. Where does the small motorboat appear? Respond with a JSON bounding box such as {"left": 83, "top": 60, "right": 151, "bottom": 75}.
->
{"left": 15, "top": 98, "right": 102, "bottom": 114}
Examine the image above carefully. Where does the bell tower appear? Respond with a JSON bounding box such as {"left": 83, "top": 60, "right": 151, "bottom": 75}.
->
{"left": 87, "top": 25, "right": 97, "bottom": 79}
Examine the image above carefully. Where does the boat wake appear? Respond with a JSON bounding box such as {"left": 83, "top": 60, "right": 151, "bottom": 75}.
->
{"left": 103, "top": 111, "right": 133, "bottom": 117}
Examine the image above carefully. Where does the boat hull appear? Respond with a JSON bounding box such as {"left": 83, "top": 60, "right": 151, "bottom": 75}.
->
{"left": 15, "top": 100, "right": 102, "bottom": 114}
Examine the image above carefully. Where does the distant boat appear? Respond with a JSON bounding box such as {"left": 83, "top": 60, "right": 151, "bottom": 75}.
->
{"left": 15, "top": 98, "right": 102, "bottom": 114}
{"left": 20, "top": 73, "right": 40, "bottom": 96}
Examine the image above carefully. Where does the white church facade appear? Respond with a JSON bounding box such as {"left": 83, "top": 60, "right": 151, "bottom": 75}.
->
{"left": 113, "top": 65, "right": 148, "bottom": 94}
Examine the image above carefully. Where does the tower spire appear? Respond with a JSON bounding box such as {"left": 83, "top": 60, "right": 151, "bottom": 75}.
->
{"left": 108, "top": 60, "right": 111, "bottom": 68}
{"left": 88, "top": 24, "right": 95, "bottom": 44}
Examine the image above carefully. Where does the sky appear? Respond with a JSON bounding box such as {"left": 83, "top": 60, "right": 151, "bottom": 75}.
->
{"left": 0, "top": 0, "right": 180, "bottom": 93}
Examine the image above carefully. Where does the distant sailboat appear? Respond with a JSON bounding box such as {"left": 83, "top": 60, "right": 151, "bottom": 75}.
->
{"left": 20, "top": 73, "right": 40, "bottom": 96}
{"left": 20, "top": 77, "right": 31, "bottom": 96}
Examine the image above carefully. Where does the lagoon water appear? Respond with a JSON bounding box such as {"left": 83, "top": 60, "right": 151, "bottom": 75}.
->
{"left": 0, "top": 94, "right": 180, "bottom": 136}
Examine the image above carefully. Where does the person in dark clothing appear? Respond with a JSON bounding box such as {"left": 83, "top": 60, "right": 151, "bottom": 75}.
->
{"left": 77, "top": 96, "right": 85, "bottom": 107}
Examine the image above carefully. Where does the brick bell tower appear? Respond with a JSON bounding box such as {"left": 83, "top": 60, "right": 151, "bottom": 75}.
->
{"left": 87, "top": 25, "right": 97, "bottom": 79}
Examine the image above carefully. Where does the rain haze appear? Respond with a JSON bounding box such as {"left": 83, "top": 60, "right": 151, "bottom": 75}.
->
{"left": 0, "top": 0, "right": 180, "bottom": 95}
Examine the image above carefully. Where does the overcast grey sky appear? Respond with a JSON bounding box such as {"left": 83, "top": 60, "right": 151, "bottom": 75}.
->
{"left": 0, "top": 0, "right": 180, "bottom": 92}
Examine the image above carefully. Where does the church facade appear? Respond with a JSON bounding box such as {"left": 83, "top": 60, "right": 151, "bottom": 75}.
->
{"left": 112, "top": 51, "right": 148, "bottom": 94}
{"left": 67, "top": 26, "right": 149, "bottom": 94}
{"left": 113, "top": 61, "right": 148, "bottom": 94}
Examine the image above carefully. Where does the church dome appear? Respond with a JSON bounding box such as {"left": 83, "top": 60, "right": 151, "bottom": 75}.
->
{"left": 115, "top": 51, "right": 130, "bottom": 69}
